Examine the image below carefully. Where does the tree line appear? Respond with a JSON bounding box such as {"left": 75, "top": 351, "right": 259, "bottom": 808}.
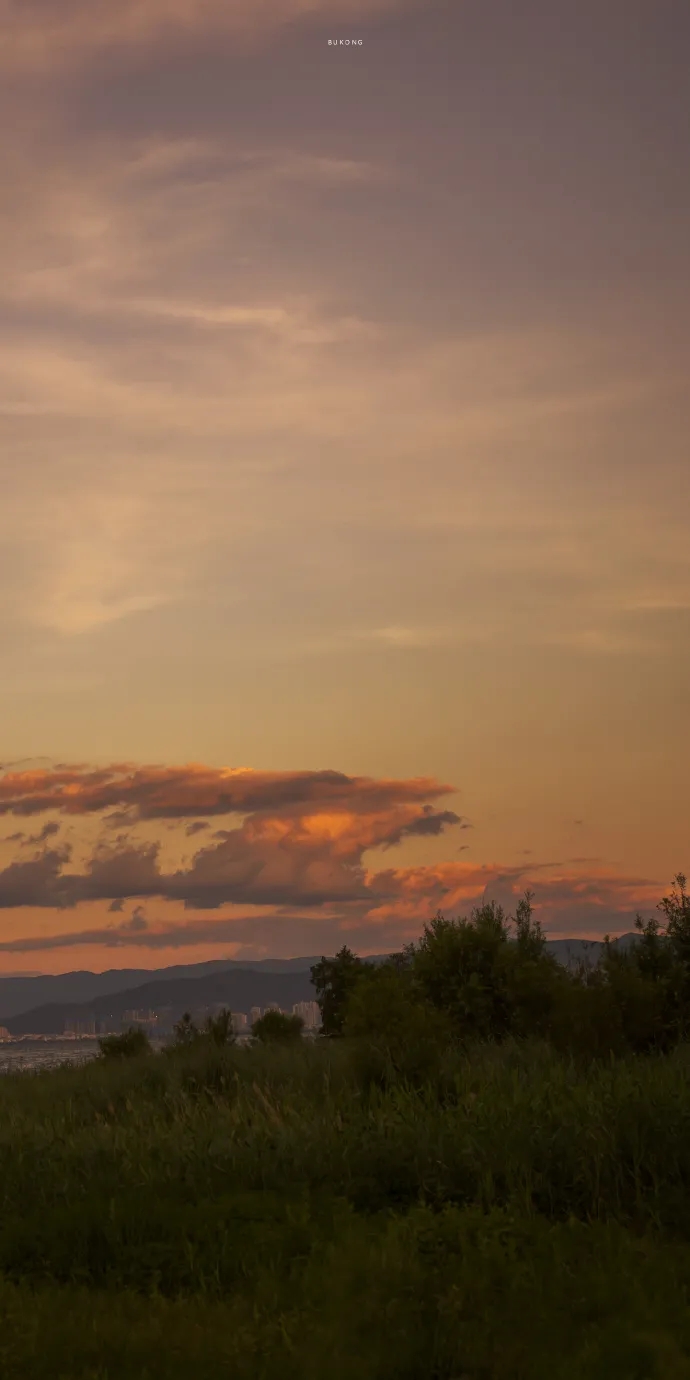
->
{"left": 99, "top": 873, "right": 689, "bottom": 1066}
{"left": 310, "top": 874, "right": 690, "bottom": 1072}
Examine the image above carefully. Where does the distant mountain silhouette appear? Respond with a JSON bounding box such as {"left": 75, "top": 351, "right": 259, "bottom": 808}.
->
{"left": 0, "top": 956, "right": 327, "bottom": 1020}
{"left": 0, "top": 936, "right": 643, "bottom": 1035}
{"left": 545, "top": 933, "right": 640, "bottom": 968}
{"left": 2, "top": 968, "right": 322, "bottom": 1036}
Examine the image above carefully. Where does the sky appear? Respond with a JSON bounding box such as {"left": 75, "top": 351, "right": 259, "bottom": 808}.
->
{"left": 0, "top": 0, "right": 688, "bottom": 973}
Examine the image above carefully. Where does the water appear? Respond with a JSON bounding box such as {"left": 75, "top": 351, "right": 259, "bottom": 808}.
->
{"left": 0, "top": 1038, "right": 101, "bottom": 1073}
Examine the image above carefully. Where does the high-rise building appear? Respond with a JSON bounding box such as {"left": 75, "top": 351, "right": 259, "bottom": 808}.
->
{"left": 64, "top": 1016, "right": 97, "bottom": 1036}
{"left": 121, "top": 1010, "right": 158, "bottom": 1033}
{"left": 292, "top": 1001, "right": 321, "bottom": 1029}
{"left": 250, "top": 1006, "right": 262, "bottom": 1026}
{"left": 231, "top": 1012, "right": 248, "bottom": 1033}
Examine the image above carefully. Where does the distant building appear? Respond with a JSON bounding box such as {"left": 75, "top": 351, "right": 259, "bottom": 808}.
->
{"left": 0, "top": 1025, "right": 10, "bottom": 1041}
{"left": 121, "top": 1010, "right": 159, "bottom": 1033}
{"left": 264, "top": 1002, "right": 281, "bottom": 1014}
{"left": 231, "top": 1012, "right": 248, "bottom": 1033}
{"left": 292, "top": 1001, "right": 321, "bottom": 1030}
{"left": 64, "top": 1016, "right": 96, "bottom": 1036}
{"left": 250, "top": 1006, "right": 262, "bottom": 1026}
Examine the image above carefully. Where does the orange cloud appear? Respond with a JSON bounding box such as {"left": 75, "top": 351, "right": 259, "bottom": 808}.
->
{"left": 0, "top": 762, "right": 457, "bottom": 820}
{"left": 365, "top": 861, "right": 661, "bottom": 924}
{"left": 0, "top": 762, "right": 464, "bottom": 921}
{"left": 0, "top": 857, "right": 665, "bottom": 956}
{"left": 0, "top": 762, "right": 669, "bottom": 956}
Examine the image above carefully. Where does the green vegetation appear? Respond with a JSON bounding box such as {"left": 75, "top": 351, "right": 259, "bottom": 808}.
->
{"left": 252, "top": 1008, "right": 304, "bottom": 1042}
{"left": 97, "top": 1028, "right": 152, "bottom": 1061}
{"left": 172, "top": 1008, "right": 236, "bottom": 1047}
{"left": 3, "top": 876, "right": 690, "bottom": 1377}
{"left": 316, "top": 875, "right": 690, "bottom": 1061}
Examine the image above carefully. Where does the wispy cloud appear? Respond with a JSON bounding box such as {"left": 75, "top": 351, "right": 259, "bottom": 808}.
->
{"left": 1, "top": 118, "right": 685, "bottom": 651}
{"left": 0, "top": 762, "right": 458, "bottom": 820}
{"left": 0, "top": 0, "right": 414, "bottom": 71}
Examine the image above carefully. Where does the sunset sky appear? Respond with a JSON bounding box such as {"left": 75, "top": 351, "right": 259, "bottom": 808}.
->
{"left": 0, "top": 0, "right": 688, "bottom": 972}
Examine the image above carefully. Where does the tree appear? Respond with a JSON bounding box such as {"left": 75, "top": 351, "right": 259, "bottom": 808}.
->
{"left": 659, "top": 875, "right": 690, "bottom": 966}
{"left": 596, "top": 937, "right": 670, "bottom": 1055}
{"left": 651, "top": 874, "right": 690, "bottom": 1041}
{"left": 505, "top": 892, "right": 566, "bottom": 1039}
{"left": 410, "top": 903, "right": 514, "bottom": 1041}
{"left": 252, "top": 1010, "right": 304, "bottom": 1043}
{"left": 633, "top": 913, "right": 673, "bottom": 984}
{"left": 204, "top": 1008, "right": 236, "bottom": 1047}
{"left": 173, "top": 1011, "right": 199, "bottom": 1046}
{"left": 514, "top": 891, "right": 545, "bottom": 959}
{"left": 310, "top": 946, "right": 368, "bottom": 1035}
{"left": 172, "top": 1008, "right": 236, "bottom": 1048}
{"left": 343, "top": 961, "right": 451, "bottom": 1085}
{"left": 98, "top": 1028, "right": 151, "bottom": 1060}
{"left": 593, "top": 876, "right": 690, "bottom": 1052}
{"left": 408, "top": 895, "right": 565, "bottom": 1043}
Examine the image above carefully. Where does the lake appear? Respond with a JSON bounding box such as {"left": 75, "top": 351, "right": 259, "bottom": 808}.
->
{"left": 0, "top": 1038, "right": 101, "bottom": 1073}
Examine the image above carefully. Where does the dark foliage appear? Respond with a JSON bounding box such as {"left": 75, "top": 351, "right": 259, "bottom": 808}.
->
{"left": 329, "top": 878, "right": 690, "bottom": 1063}
{"left": 97, "top": 1028, "right": 152, "bottom": 1061}
{"left": 310, "top": 947, "right": 367, "bottom": 1035}
{"left": 252, "top": 1009, "right": 304, "bottom": 1043}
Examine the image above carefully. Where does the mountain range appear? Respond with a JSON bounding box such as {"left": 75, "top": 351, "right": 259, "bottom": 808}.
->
{"left": 0, "top": 957, "right": 326, "bottom": 1020}
{"left": 0, "top": 937, "right": 641, "bottom": 1036}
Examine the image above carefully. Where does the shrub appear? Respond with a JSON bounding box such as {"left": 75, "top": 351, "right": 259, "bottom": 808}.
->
{"left": 203, "top": 1009, "right": 236, "bottom": 1047}
{"left": 252, "top": 1010, "right": 304, "bottom": 1043}
{"left": 97, "top": 1028, "right": 152, "bottom": 1061}
{"left": 310, "top": 948, "right": 368, "bottom": 1035}
{"left": 408, "top": 895, "right": 566, "bottom": 1044}
{"left": 172, "top": 1012, "right": 199, "bottom": 1046}
{"left": 343, "top": 963, "right": 451, "bottom": 1087}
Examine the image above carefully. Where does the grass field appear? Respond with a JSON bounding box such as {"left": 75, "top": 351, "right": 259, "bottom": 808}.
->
{"left": 3, "top": 1037, "right": 690, "bottom": 1377}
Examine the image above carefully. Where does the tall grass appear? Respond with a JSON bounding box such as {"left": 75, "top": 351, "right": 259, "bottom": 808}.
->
{"left": 3, "top": 1038, "right": 690, "bottom": 1376}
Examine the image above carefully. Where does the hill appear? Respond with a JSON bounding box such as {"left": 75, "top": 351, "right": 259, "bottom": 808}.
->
{"left": 0, "top": 956, "right": 327, "bottom": 1020}
{"left": 0, "top": 936, "right": 642, "bottom": 1035}
{"left": 1, "top": 967, "right": 321, "bottom": 1036}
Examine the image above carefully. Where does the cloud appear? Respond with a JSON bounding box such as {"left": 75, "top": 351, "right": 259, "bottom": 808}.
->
{"left": 126, "top": 905, "right": 149, "bottom": 933}
{"left": 0, "top": 761, "right": 671, "bottom": 954}
{"left": 1, "top": 0, "right": 413, "bottom": 71}
{"left": 360, "top": 860, "right": 662, "bottom": 938}
{"left": 0, "top": 763, "right": 464, "bottom": 923}
{"left": 0, "top": 762, "right": 457, "bottom": 821}
{"left": 0, "top": 860, "right": 664, "bottom": 955}
{"left": 4, "top": 821, "right": 62, "bottom": 849}
{"left": 2, "top": 119, "right": 683, "bottom": 652}
{"left": 0, "top": 847, "right": 665, "bottom": 953}
{"left": 0, "top": 807, "right": 463, "bottom": 913}
{"left": 0, "top": 847, "right": 74, "bottom": 910}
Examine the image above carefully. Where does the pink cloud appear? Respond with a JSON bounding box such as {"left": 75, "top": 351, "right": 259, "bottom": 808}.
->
{"left": 0, "top": 762, "right": 669, "bottom": 955}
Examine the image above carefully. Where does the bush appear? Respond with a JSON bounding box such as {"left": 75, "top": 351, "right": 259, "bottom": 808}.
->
{"left": 314, "top": 884, "right": 690, "bottom": 1067}
{"left": 97, "top": 1028, "right": 152, "bottom": 1061}
{"left": 310, "top": 948, "right": 367, "bottom": 1035}
{"left": 252, "top": 1010, "right": 304, "bottom": 1043}
{"left": 343, "top": 963, "right": 452, "bottom": 1087}
{"left": 172, "top": 1012, "right": 199, "bottom": 1046}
